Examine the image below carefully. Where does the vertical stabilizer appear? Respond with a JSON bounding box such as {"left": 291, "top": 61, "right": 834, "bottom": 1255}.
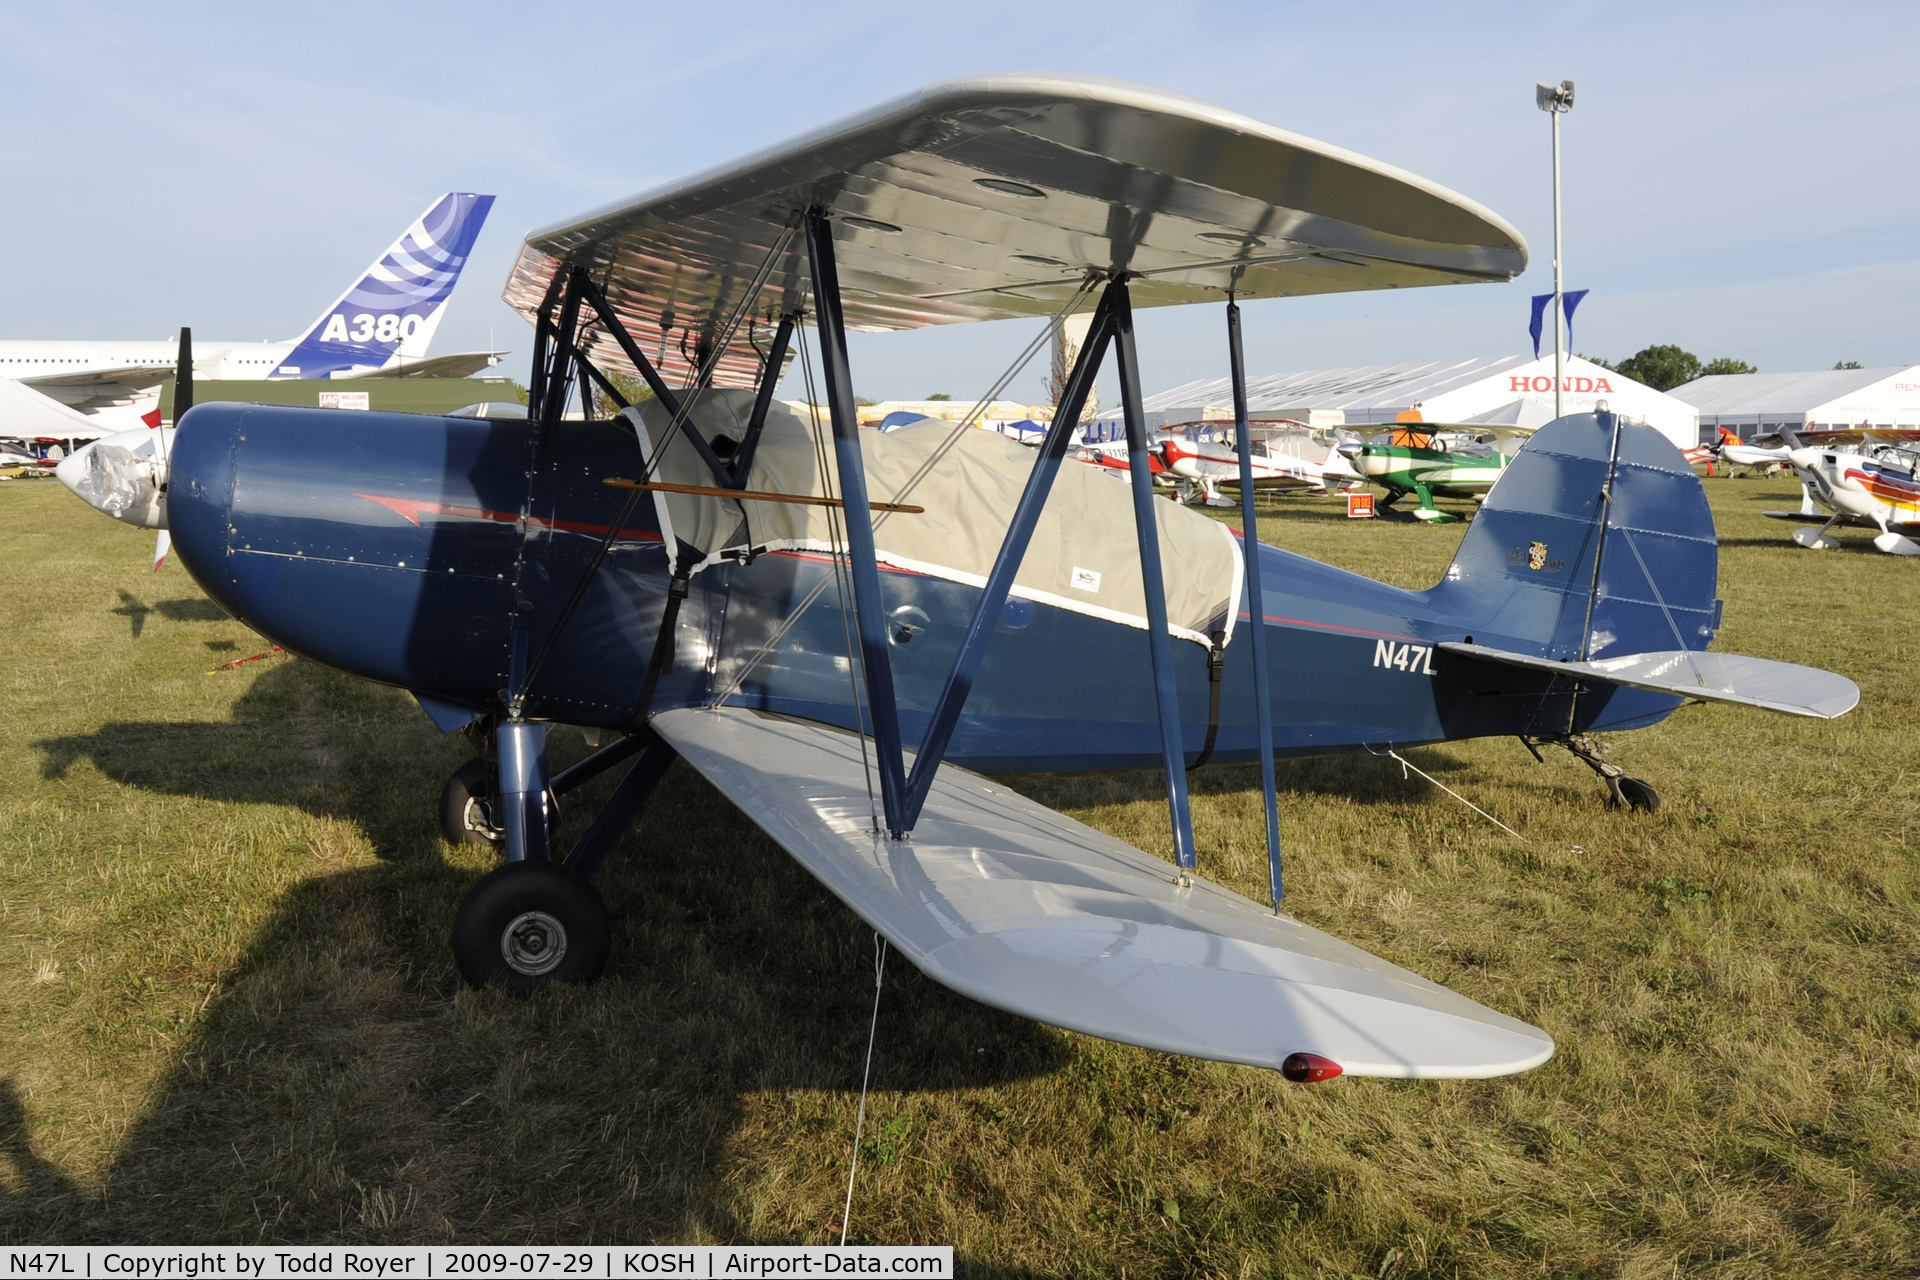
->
{"left": 270, "top": 193, "right": 495, "bottom": 379}
{"left": 1429, "top": 413, "right": 1720, "bottom": 662}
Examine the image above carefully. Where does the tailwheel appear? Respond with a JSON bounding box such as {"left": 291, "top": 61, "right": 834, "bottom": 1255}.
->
{"left": 452, "top": 860, "right": 610, "bottom": 993}
{"left": 439, "top": 757, "right": 503, "bottom": 847}
{"left": 1609, "top": 776, "right": 1661, "bottom": 813}
{"left": 1525, "top": 734, "right": 1661, "bottom": 814}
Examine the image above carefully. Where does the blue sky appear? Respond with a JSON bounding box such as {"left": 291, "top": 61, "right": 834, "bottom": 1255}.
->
{"left": 2, "top": 0, "right": 1915, "bottom": 403}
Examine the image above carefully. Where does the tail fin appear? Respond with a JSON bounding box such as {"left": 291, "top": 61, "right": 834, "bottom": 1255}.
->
{"left": 1429, "top": 412, "right": 1720, "bottom": 662}
{"left": 269, "top": 192, "right": 494, "bottom": 379}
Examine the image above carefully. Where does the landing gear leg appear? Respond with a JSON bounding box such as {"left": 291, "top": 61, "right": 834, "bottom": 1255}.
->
{"left": 448, "top": 727, "right": 678, "bottom": 992}
{"left": 496, "top": 720, "right": 552, "bottom": 862}
{"left": 1524, "top": 734, "right": 1660, "bottom": 812}
{"left": 1411, "top": 482, "right": 1456, "bottom": 523}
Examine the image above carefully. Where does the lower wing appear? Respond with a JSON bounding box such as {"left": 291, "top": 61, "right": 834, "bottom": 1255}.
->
{"left": 652, "top": 705, "right": 1554, "bottom": 1080}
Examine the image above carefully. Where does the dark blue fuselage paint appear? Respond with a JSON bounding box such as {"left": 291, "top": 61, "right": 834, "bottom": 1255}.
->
{"left": 167, "top": 404, "right": 1705, "bottom": 774}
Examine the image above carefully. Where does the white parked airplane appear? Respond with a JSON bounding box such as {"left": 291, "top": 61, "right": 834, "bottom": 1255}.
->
{"left": 1767, "top": 437, "right": 1920, "bottom": 555}
{"left": 1157, "top": 420, "right": 1362, "bottom": 505}
{"left": 0, "top": 193, "right": 499, "bottom": 443}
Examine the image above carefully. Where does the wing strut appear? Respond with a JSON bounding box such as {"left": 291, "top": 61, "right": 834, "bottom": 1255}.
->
{"left": 1112, "top": 282, "right": 1197, "bottom": 869}
{"left": 801, "top": 209, "right": 1203, "bottom": 870}
{"left": 804, "top": 208, "right": 913, "bottom": 834}
{"left": 1226, "top": 299, "right": 1285, "bottom": 905}
{"left": 900, "top": 281, "right": 1119, "bottom": 828}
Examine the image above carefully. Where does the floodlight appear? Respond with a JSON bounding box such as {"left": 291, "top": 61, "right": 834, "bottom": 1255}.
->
{"left": 1536, "top": 80, "right": 1575, "bottom": 113}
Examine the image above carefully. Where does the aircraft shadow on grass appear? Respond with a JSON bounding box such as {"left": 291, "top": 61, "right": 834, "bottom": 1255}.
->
{"left": 19, "top": 661, "right": 1091, "bottom": 1247}
{"left": 111, "top": 592, "right": 230, "bottom": 639}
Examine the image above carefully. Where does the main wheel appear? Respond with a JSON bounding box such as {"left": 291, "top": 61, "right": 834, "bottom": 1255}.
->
{"left": 440, "top": 758, "right": 503, "bottom": 848}
{"left": 451, "top": 861, "right": 610, "bottom": 993}
{"left": 1610, "top": 776, "right": 1661, "bottom": 813}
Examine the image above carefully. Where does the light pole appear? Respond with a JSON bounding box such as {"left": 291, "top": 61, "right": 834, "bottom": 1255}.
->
{"left": 1536, "top": 79, "right": 1575, "bottom": 418}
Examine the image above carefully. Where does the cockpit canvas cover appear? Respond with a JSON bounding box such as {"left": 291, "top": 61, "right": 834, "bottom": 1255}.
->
{"left": 629, "top": 390, "right": 1243, "bottom": 644}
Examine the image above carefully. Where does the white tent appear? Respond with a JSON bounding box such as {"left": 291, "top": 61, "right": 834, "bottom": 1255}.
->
{"left": 1670, "top": 367, "right": 1920, "bottom": 436}
{"left": 1136, "top": 354, "right": 1698, "bottom": 450}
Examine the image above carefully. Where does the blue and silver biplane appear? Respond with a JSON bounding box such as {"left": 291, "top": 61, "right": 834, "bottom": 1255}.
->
{"left": 142, "top": 76, "right": 1855, "bottom": 1084}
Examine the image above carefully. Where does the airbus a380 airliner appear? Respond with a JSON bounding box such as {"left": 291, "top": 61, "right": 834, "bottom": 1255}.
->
{"left": 0, "top": 192, "right": 496, "bottom": 441}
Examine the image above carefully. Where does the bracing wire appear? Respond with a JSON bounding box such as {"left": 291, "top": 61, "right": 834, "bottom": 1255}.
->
{"left": 513, "top": 224, "right": 798, "bottom": 711}
{"left": 1615, "top": 525, "right": 1711, "bottom": 690}
{"left": 629, "top": 220, "right": 799, "bottom": 485}
{"left": 840, "top": 933, "right": 888, "bottom": 1248}
{"left": 1365, "top": 743, "right": 1527, "bottom": 843}
{"left": 795, "top": 321, "right": 881, "bottom": 832}
{"left": 706, "top": 282, "right": 1099, "bottom": 710}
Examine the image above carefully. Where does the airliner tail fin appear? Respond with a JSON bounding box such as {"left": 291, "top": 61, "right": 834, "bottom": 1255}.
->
{"left": 271, "top": 192, "right": 494, "bottom": 379}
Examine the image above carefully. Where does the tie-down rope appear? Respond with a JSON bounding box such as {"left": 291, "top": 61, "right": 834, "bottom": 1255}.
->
{"left": 840, "top": 933, "right": 887, "bottom": 1246}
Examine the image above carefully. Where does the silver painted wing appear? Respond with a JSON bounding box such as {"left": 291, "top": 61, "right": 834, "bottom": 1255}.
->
{"left": 651, "top": 705, "right": 1554, "bottom": 1080}
{"left": 506, "top": 74, "right": 1528, "bottom": 389}
{"left": 1441, "top": 642, "right": 1860, "bottom": 719}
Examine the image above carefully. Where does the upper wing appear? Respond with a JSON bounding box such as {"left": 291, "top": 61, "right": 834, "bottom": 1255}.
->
{"left": 652, "top": 705, "right": 1553, "bottom": 1080}
{"left": 506, "top": 74, "right": 1528, "bottom": 389}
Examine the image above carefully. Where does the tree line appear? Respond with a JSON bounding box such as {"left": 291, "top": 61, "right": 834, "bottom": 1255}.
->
{"left": 1578, "top": 346, "right": 1754, "bottom": 392}
{"left": 1579, "top": 346, "right": 1869, "bottom": 392}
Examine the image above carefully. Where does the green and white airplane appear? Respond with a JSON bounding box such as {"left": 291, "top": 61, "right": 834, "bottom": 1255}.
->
{"left": 1338, "top": 419, "right": 1534, "bottom": 522}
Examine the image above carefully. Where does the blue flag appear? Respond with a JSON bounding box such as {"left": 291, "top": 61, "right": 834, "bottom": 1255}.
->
{"left": 1530, "top": 290, "right": 1590, "bottom": 358}
{"left": 1562, "top": 289, "right": 1589, "bottom": 351}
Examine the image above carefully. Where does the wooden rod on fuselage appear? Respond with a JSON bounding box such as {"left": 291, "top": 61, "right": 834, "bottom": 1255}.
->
{"left": 601, "top": 477, "right": 923, "bottom": 514}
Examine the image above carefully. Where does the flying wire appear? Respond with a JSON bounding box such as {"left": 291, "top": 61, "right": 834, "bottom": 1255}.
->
{"left": 704, "top": 282, "right": 1098, "bottom": 709}
{"left": 795, "top": 320, "right": 881, "bottom": 833}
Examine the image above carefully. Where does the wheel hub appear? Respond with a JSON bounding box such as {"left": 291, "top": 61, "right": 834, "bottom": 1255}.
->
{"left": 501, "top": 910, "right": 568, "bottom": 976}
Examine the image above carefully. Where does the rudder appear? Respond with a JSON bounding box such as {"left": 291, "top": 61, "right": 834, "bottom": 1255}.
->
{"left": 1430, "top": 413, "right": 1720, "bottom": 662}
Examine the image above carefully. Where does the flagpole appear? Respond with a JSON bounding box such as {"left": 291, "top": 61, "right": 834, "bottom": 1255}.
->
{"left": 1552, "top": 107, "right": 1563, "bottom": 419}
{"left": 1537, "top": 80, "right": 1574, "bottom": 418}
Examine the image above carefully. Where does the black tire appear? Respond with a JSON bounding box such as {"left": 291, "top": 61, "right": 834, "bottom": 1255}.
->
{"left": 1612, "top": 776, "right": 1661, "bottom": 813}
{"left": 451, "top": 860, "right": 610, "bottom": 993}
{"left": 440, "top": 758, "right": 503, "bottom": 848}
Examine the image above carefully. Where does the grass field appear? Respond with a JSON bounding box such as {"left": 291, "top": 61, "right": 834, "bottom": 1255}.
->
{"left": 0, "top": 472, "right": 1914, "bottom": 1275}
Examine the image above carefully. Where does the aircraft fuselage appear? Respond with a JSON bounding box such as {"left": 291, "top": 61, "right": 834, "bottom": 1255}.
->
{"left": 166, "top": 404, "right": 1682, "bottom": 773}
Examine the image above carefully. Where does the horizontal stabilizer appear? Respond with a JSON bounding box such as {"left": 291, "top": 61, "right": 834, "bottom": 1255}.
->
{"left": 652, "top": 706, "right": 1553, "bottom": 1080}
{"left": 1763, "top": 509, "right": 1920, "bottom": 530}
{"left": 1440, "top": 643, "right": 1858, "bottom": 719}
{"left": 336, "top": 350, "right": 506, "bottom": 380}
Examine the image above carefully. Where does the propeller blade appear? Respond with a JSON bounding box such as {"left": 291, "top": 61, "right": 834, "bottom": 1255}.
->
{"left": 174, "top": 327, "right": 193, "bottom": 417}
{"left": 153, "top": 528, "right": 171, "bottom": 572}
